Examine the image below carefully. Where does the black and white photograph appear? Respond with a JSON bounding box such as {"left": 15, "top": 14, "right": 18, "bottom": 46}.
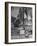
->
{"left": 5, "top": 2, "right": 36, "bottom": 44}
{"left": 11, "top": 7, "right": 32, "bottom": 39}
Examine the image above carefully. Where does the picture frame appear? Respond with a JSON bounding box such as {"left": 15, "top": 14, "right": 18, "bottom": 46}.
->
{"left": 5, "top": 2, "right": 36, "bottom": 44}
